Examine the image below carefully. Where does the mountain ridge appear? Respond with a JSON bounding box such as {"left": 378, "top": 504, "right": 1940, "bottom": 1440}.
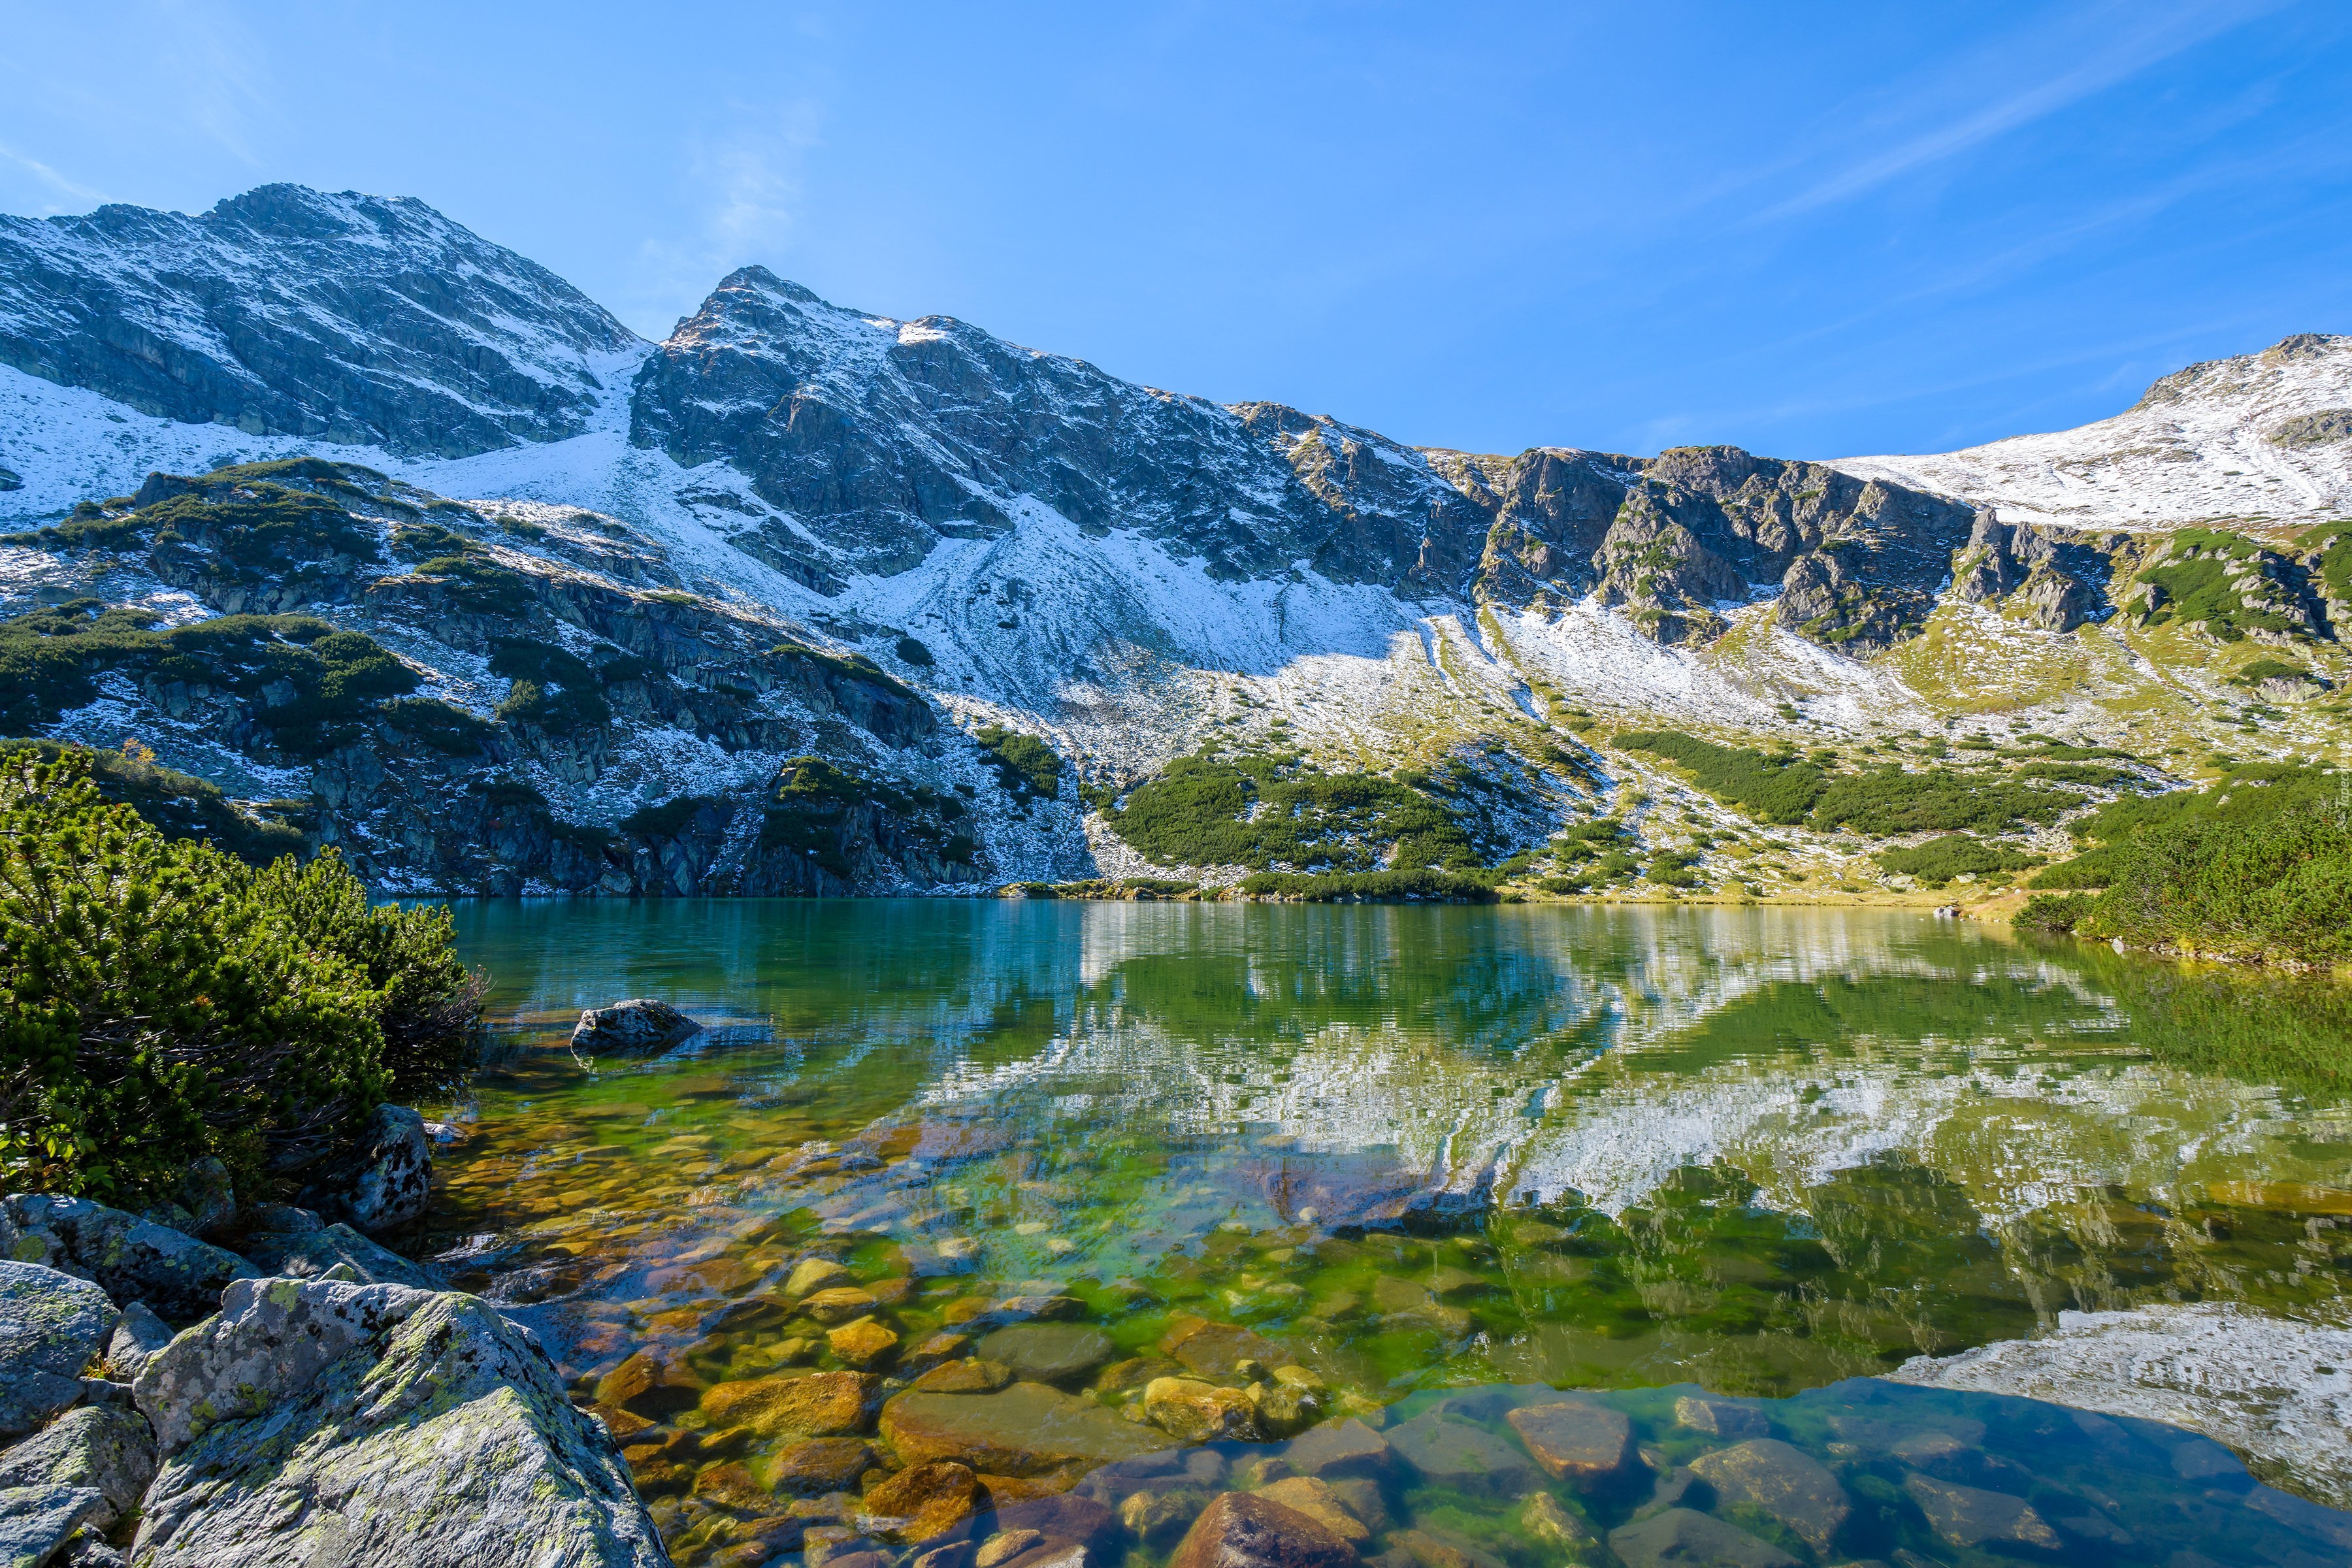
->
{"left": 1, "top": 185, "right": 2345, "bottom": 900}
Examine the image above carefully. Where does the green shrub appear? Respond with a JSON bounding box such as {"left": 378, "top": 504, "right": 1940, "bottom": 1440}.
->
{"left": 489, "top": 637, "right": 610, "bottom": 732}
{"left": 1873, "top": 835, "right": 2040, "bottom": 887}
{"left": 380, "top": 696, "right": 494, "bottom": 755}
{"left": 1237, "top": 868, "right": 1498, "bottom": 902}
{"left": 0, "top": 751, "right": 480, "bottom": 1203}
{"left": 1107, "top": 748, "right": 1484, "bottom": 872}
{"left": 2017, "top": 762, "right": 2140, "bottom": 789}
{"left": 2016, "top": 892, "right": 2095, "bottom": 933}
{"left": 1613, "top": 731, "right": 1823, "bottom": 823}
{"left": 622, "top": 795, "right": 726, "bottom": 838}
{"left": 975, "top": 724, "right": 1064, "bottom": 802}
{"left": 0, "top": 740, "right": 305, "bottom": 865}
{"left": 895, "top": 635, "right": 936, "bottom": 667}
{"left": 1807, "top": 767, "right": 2074, "bottom": 835}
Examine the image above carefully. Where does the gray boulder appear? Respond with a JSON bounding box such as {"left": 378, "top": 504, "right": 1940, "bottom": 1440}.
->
{"left": 570, "top": 998, "right": 703, "bottom": 1058}
{"left": 132, "top": 1276, "right": 665, "bottom": 1565}
{"left": 0, "top": 1484, "right": 108, "bottom": 1568}
{"left": 0, "top": 1262, "right": 118, "bottom": 1438}
{"left": 240, "top": 1222, "right": 440, "bottom": 1289}
{"left": 0, "top": 1405, "right": 157, "bottom": 1530}
{"left": 302, "top": 1106, "right": 432, "bottom": 1234}
{"left": 102, "top": 1302, "right": 175, "bottom": 1383}
{"left": 0, "top": 1195, "right": 253, "bottom": 1323}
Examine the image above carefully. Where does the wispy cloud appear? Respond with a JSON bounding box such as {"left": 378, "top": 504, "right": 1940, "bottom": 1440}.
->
{"left": 1756, "top": 0, "right": 2285, "bottom": 221}
{"left": 0, "top": 144, "right": 104, "bottom": 212}
{"left": 629, "top": 106, "right": 825, "bottom": 337}
{"left": 149, "top": 0, "right": 277, "bottom": 165}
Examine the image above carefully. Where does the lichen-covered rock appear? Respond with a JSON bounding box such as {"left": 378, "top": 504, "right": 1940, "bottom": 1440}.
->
{"left": 0, "top": 1261, "right": 118, "bottom": 1438}
{"left": 0, "top": 1483, "right": 108, "bottom": 1568}
{"left": 240, "top": 1222, "right": 438, "bottom": 1288}
{"left": 102, "top": 1301, "right": 174, "bottom": 1384}
{"left": 571, "top": 999, "right": 703, "bottom": 1058}
{"left": 130, "top": 1277, "right": 664, "bottom": 1565}
{"left": 0, "top": 1405, "right": 156, "bottom": 1530}
{"left": 328, "top": 1105, "right": 433, "bottom": 1233}
{"left": 0, "top": 1196, "right": 252, "bottom": 1324}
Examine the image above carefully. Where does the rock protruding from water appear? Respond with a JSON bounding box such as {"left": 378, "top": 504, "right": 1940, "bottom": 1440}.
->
{"left": 0, "top": 1261, "right": 119, "bottom": 1438}
{"left": 0, "top": 1195, "right": 252, "bottom": 1322}
{"left": 572, "top": 998, "right": 704, "bottom": 1059}
{"left": 308, "top": 1104, "right": 433, "bottom": 1233}
{"left": 1889, "top": 1301, "right": 2352, "bottom": 1509}
{"left": 131, "top": 1276, "right": 664, "bottom": 1566}
{"left": 1166, "top": 1491, "right": 1360, "bottom": 1568}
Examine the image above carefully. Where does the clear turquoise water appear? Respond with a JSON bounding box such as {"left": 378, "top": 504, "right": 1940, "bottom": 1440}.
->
{"left": 419, "top": 901, "right": 2352, "bottom": 1565}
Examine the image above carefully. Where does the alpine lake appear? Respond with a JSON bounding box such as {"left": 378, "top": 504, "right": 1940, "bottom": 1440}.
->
{"left": 416, "top": 902, "right": 2352, "bottom": 1568}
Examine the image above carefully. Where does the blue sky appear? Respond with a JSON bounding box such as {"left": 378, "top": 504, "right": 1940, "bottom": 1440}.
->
{"left": 2, "top": 1, "right": 2347, "bottom": 460}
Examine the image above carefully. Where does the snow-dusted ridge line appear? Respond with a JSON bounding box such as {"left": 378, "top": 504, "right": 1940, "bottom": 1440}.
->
{"left": 1834, "top": 333, "right": 2352, "bottom": 531}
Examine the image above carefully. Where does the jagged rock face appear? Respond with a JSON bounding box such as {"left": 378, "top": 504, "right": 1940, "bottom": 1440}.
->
{"left": 0, "top": 185, "right": 638, "bottom": 457}
{"left": 1948, "top": 513, "right": 2107, "bottom": 632}
{"left": 1473, "top": 446, "right": 1977, "bottom": 652}
{"left": 629, "top": 266, "right": 1497, "bottom": 595}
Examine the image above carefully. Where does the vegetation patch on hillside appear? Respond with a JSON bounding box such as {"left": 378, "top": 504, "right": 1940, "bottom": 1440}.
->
{"left": 1613, "top": 732, "right": 1823, "bottom": 822}
{"left": 1874, "top": 834, "right": 2040, "bottom": 887}
{"left": 1618, "top": 728, "right": 2082, "bottom": 836}
{"left": 1237, "top": 868, "right": 1500, "bottom": 902}
{"left": 1107, "top": 747, "right": 1495, "bottom": 874}
{"left": 975, "top": 723, "right": 1063, "bottom": 803}
{"left": 2021, "top": 764, "right": 2351, "bottom": 965}
{"left": 0, "top": 599, "right": 419, "bottom": 755}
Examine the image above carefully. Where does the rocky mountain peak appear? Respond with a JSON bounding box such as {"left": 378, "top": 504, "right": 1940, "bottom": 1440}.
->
{"left": 0, "top": 184, "right": 639, "bottom": 459}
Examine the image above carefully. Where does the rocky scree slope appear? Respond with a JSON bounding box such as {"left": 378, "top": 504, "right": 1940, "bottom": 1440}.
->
{"left": 1, "top": 186, "right": 2348, "bottom": 896}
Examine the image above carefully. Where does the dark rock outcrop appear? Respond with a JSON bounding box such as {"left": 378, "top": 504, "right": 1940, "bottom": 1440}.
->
{"left": 0, "top": 186, "right": 638, "bottom": 456}
{"left": 571, "top": 998, "right": 704, "bottom": 1058}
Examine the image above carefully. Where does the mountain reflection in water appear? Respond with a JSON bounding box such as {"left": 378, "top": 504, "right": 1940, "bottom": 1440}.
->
{"left": 423, "top": 902, "right": 2352, "bottom": 1553}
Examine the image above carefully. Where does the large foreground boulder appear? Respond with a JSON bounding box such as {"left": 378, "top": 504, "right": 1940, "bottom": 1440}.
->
{"left": 131, "top": 1276, "right": 666, "bottom": 1566}
{"left": 1, "top": 1195, "right": 252, "bottom": 1322}
{"left": 570, "top": 999, "right": 702, "bottom": 1059}
{"left": 0, "top": 1260, "right": 119, "bottom": 1438}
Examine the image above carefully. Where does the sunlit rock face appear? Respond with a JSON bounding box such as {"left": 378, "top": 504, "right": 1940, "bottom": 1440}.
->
{"left": 0, "top": 185, "right": 640, "bottom": 457}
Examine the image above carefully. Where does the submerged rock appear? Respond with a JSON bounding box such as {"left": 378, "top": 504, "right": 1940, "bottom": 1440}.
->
{"left": 1166, "top": 1491, "right": 1359, "bottom": 1568}
{"left": 131, "top": 1276, "right": 663, "bottom": 1565}
{"left": 701, "top": 1370, "right": 875, "bottom": 1437}
{"left": 572, "top": 998, "right": 704, "bottom": 1058}
{"left": 0, "top": 1405, "right": 157, "bottom": 1530}
{"left": 978, "top": 1323, "right": 1115, "bottom": 1384}
{"left": 1145, "top": 1377, "right": 1262, "bottom": 1443}
{"left": 1504, "top": 1399, "right": 1633, "bottom": 1488}
{"left": 880, "top": 1382, "right": 1173, "bottom": 1476}
{"left": 1686, "top": 1439, "right": 1849, "bottom": 1554}
{"left": 1282, "top": 1419, "right": 1394, "bottom": 1480}
{"left": 1250, "top": 1477, "right": 1369, "bottom": 1544}
{"left": 860, "top": 1460, "right": 983, "bottom": 1543}
{"left": 1901, "top": 1475, "right": 2062, "bottom": 1552}
{"left": 1889, "top": 1301, "right": 2352, "bottom": 1509}
{"left": 1607, "top": 1508, "right": 1797, "bottom": 1568}
{"left": 0, "top": 1261, "right": 118, "bottom": 1438}
{"left": 1673, "top": 1396, "right": 1768, "bottom": 1439}
{"left": 1384, "top": 1411, "right": 1535, "bottom": 1497}
{"left": 0, "top": 1195, "right": 252, "bottom": 1322}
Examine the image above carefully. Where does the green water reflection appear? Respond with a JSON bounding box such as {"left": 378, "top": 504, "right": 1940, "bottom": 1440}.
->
{"left": 421, "top": 902, "right": 2352, "bottom": 1552}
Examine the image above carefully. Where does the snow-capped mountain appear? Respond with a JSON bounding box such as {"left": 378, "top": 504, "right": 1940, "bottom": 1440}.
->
{"left": 1835, "top": 333, "right": 2352, "bottom": 530}
{"left": 0, "top": 184, "right": 640, "bottom": 463}
{"left": 0, "top": 186, "right": 2344, "bottom": 896}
